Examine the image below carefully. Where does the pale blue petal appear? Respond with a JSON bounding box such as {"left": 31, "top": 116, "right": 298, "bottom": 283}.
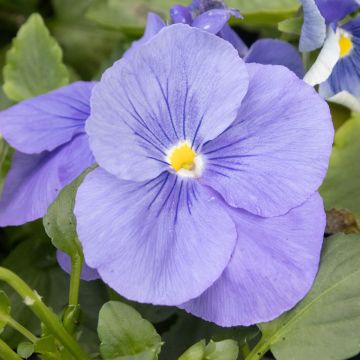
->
{"left": 75, "top": 168, "right": 237, "bottom": 305}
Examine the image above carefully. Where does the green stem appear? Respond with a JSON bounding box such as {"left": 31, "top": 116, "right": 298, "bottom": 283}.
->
{"left": 0, "top": 314, "right": 37, "bottom": 343}
{"left": 245, "top": 337, "right": 271, "bottom": 360}
{"left": 240, "top": 342, "right": 251, "bottom": 359}
{"left": 0, "top": 267, "right": 90, "bottom": 360}
{"left": 69, "top": 253, "right": 83, "bottom": 306}
{"left": 302, "top": 52, "right": 311, "bottom": 72}
{"left": 0, "top": 339, "right": 21, "bottom": 360}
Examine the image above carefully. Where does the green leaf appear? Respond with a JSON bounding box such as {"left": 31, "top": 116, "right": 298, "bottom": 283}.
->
{"left": 320, "top": 113, "right": 360, "bottom": 219}
{"left": 86, "top": 0, "right": 188, "bottom": 31}
{"left": 50, "top": 20, "right": 124, "bottom": 79}
{"left": 179, "top": 339, "right": 239, "bottom": 360}
{"left": 43, "top": 175, "right": 84, "bottom": 257}
{"left": 228, "top": 0, "right": 300, "bottom": 26}
{"left": 86, "top": 0, "right": 300, "bottom": 30}
{"left": 98, "top": 301, "right": 162, "bottom": 360}
{"left": 160, "top": 310, "right": 257, "bottom": 359}
{"left": 0, "top": 290, "right": 11, "bottom": 334}
{"left": 278, "top": 16, "right": 302, "bottom": 35}
{"left": 52, "top": 0, "right": 93, "bottom": 21}
{"left": 0, "top": 232, "right": 69, "bottom": 347}
{"left": 3, "top": 13, "right": 69, "bottom": 102}
{"left": 0, "top": 0, "right": 39, "bottom": 14}
{"left": 178, "top": 340, "right": 206, "bottom": 360}
{"left": 205, "top": 340, "right": 239, "bottom": 360}
{"left": 17, "top": 342, "right": 34, "bottom": 359}
{"left": 34, "top": 335, "right": 57, "bottom": 354}
{"left": 257, "top": 233, "right": 360, "bottom": 360}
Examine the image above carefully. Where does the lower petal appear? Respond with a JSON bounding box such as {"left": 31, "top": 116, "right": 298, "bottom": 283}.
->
{"left": 181, "top": 193, "right": 325, "bottom": 327}
{"left": 75, "top": 168, "right": 237, "bottom": 305}
{"left": 0, "top": 134, "right": 94, "bottom": 226}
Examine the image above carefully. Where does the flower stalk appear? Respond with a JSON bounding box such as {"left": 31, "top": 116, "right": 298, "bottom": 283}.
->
{"left": 245, "top": 337, "right": 270, "bottom": 360}
{"left": 0, "top": 314, "right": 37, "bottom": 343}
{"left": 0, "top": 339, "right": 22, "bottom": 360}
{"left": 69, "top": 253, "right": 83, "bottom": 307}
{"left": 0, "top": 267, "right": 90, "bottom": 360}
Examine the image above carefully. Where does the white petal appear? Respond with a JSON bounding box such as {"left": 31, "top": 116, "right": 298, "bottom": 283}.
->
{"left": 326, "top": 90, "right": 360, "bottom": 112}
{"left": 304, "top": 27, "right": 340, "bottom": 86}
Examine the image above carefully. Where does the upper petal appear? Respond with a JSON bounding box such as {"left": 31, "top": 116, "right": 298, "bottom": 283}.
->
{"left": 0, "top": 81, "right": 94, "bottom": 154}
{"left": 218, "top": 24, "right": 248, "bottom": 57}
{"left": 182, "top": 193, "right": 325, "bottom": 327}
{"left": 75, "top": 168, "right": 237, "bottom": 305}
{"left": 315, "top": 0, "right": 359, "bottom": 23}
{"left": 201, "top": 63, "right": 334, "bottom": 217}
{"left": 299, "top": 0, "right": 327, "bottom": 52}
{"left": 123, "top": 12, "right": 166, "bottom": 59}
{"left": 87, "top": 25, "right": 248, "bottom": 182}
{"left": 244, "top": 39, "right": 305, "bottom": 78}
{"left": 0, "top": 134, "right": 94, "bottom": 226}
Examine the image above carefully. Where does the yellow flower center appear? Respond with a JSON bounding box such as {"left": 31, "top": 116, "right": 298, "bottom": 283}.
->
{"left": 339, "top": 34, "right": 353, "bottom": 58}
{"left": 169, "top": 142, "right": 196, "bottom": 172}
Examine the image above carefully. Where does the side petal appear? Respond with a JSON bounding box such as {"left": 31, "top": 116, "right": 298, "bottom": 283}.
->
{"left": 315, "top": 0, "right": 359, "bottom": 23}
{"left": 244, "top": 39, "right": 305, "bottom": 78}
{"left": 56, "top": 251, "right": 100, "bottom": 281}
{"left": 75, "top": 168, "right": 237, "bottom": 305}
{"left": 182, "top": 193, "right": 325, "bottom": 327}
{"left": 88, "top": 25, "right": 248, "bottom": 182}
{"left": 0, "top": 81, "right": 94, "bottom": 154}
{"left": 201, "top": 63, "right": 334, "bottom": 217}
{"left": 192, "top": 9, "right": 231, "bottom": 34}
{"left": 0, "top": 134, "right": 94, "bottom": 226}
{"left": 218, "top": 24, "right": 248, "bottom": 57}
{"left": 299, "top": 0, "right": 326, "bottom": 52}
{"left": 303, "top": 27, "right": 340, "bottom": 86}
{"left": 123, "top": 13, "right": 165, "bottom": 59}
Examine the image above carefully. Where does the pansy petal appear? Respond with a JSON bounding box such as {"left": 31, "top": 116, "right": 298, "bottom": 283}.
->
{"left": 201, "top": 63, "right": 333, "bottom": 217}
{"left": 123, "top": 13, "right": 165, "bottom": 59}
{"left": 315, "top": 0, "right": 359, "bottom": 23}
{"left": 218, "top": 24, "right": 248, "bottom": 57}
{"left": 190, "top": 0, "right": 225, "bottom": 12}
{"left": 0, "top": 81, "right": 94, "bottom": 154}
{"left": 192, "top": 9, "right": 230, "bottom": 34}
{"left": 244, "top": 39, "right": 305, "bottom": 78}
{"left": 304, "top": 27, "right": 340, "bottom": 86}
{"left": 182, "top": 193, "right": 325, "bottom": 327}
{"left": 326, "top": 90, "right": 360, "bottom": 112}
{"left": 75, "top": 168, "right": 237, "bottom": 305}
{"left": 299, "top": 0, "right": 326, "bottom": 52}
{"left": 170, "top": 5, "right": 192, "bottom": 24}
{"left": 88, "top": 25, "right": 248, "bottom": 182}
{"left": 56, "top": 251, "right": 100, "bottom": 281}
{"left": 319, "top": 17, "right": 360, "bottom": 97}
{"left": 0, "top": 134, "right": 94, "bottom": 226}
